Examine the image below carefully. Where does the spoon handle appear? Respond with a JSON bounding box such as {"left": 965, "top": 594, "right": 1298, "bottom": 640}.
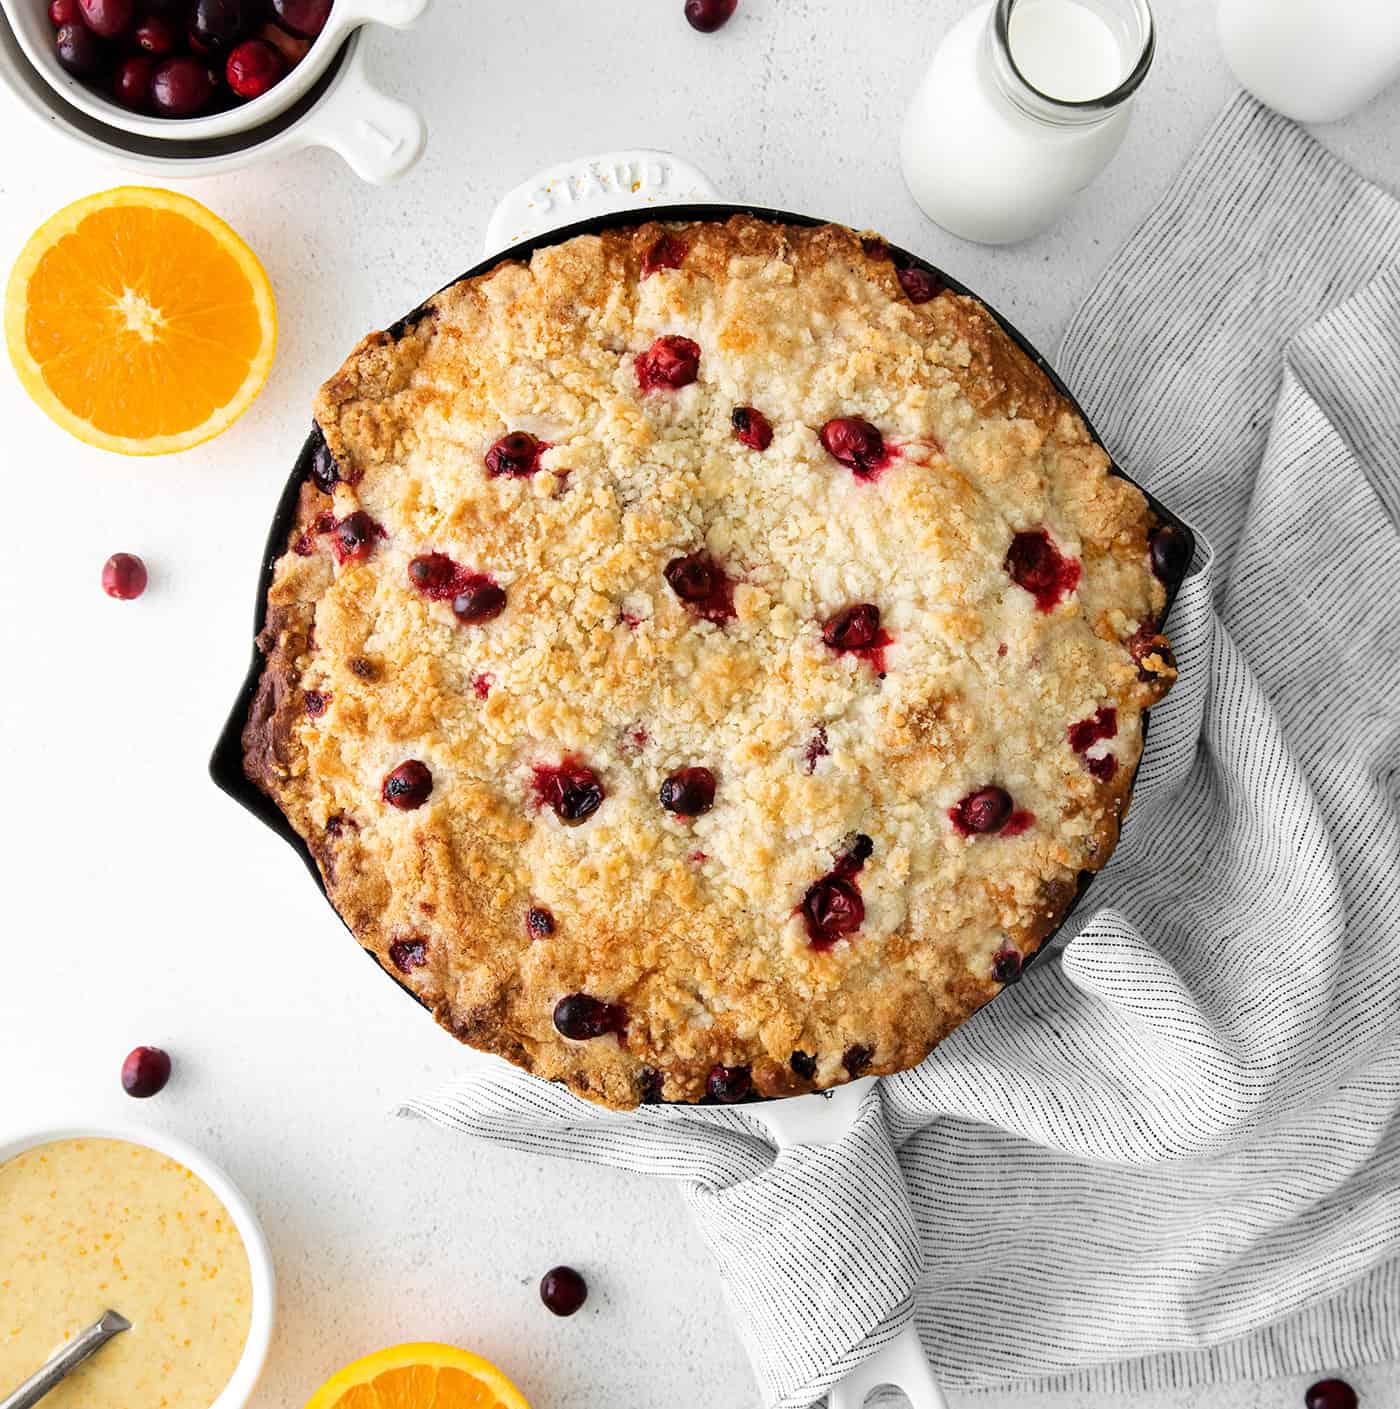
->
{"left": 0, "top": 1311, "right": 131, "bottom": 1409}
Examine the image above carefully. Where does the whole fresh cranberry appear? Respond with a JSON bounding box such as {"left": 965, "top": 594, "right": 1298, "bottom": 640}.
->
{"left": 226, "top": 38, "right": 283, "bottom": 99}
{"left": 636, "top": 335, "right": 700, "bottom": 392}
{"left": 382, "top": 760, "right": 433, "bottom": 811}
{"left": 78, "top": 0, "right": 133, "bottom": 39}
{"left": 1304, "top": 1381, "right": 1359, "bottom": 1409}
{"left": 659, "top": 766, "right": 716, "bottom": 817}
{"left": 553, "top": 994, "right": 625, "bottom": 1040}
{"left": 191, "top": 0, "right": 249, "bottom": 49}
{"left": 731, "top": 406, "right": 773, "bottom": 451}
{"left": 259, "top": 20, "right": 311, "bottom": 63}
{"left": 483, "top": 431, "right": 548, "bottom": 478}
{"left": 133, "top": 12, "right": 177, "bottom": 53}
{"left": 121, "top": 1045, "right": 171, "bottom": 1098}
{"left": 112, "top": 54, "right": 154, "bottom": 109}
{"left": 49, "top": 0, "right": 81, "bottom": 24}
{"left": 102, "top": 552, "right": 147, "bottom": 599}
{"left": 151, "top": 56, "right": 217, "bottom": 116}
{"left": 685, "top": 0, "right": 737, "bottom": 32}
{"left": 54, "top": 23, "right": 107, "bottom": 78}
{"left": 271, "top": 0, "right": 332, "bottom": 38}
{"left": 540, "top": 1265, "right": 588, "bottom": 1317}
{"left": 706, "top": 1064, "right": 752, "bottom": 1102}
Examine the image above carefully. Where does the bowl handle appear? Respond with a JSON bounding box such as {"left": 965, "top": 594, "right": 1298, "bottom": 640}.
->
{"left": 324, "top": 0, "right": 432, "bottom": 28}
{"left": 299, "top": 50, "right": 426, "bottom": 184}
{"left": 482, "top": 150, "right": 721, "bottom": 256}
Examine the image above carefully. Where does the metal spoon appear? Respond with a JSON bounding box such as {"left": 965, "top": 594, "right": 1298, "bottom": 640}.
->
{"left": 0, "top": 1311, "right": 131, "bottom": 1409}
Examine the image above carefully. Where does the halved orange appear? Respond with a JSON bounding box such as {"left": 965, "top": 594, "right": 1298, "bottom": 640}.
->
{"left": 5, "top": 186, "right": 276, "bottom": 456}
{"left": 303, "top": 1342, "right": 531, "bottom": 1409}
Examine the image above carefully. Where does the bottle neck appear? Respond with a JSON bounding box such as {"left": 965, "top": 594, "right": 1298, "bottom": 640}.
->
{"left": 984, "top": 0, "right": 1155, "bottom": 130}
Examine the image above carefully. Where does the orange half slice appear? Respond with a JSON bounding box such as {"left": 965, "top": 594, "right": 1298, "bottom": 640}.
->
{"left": 5, "top": 186, "right": 277, "bottom": 456}
{"left": 303, "top": 1342, "right": 531, "bottom": 1409}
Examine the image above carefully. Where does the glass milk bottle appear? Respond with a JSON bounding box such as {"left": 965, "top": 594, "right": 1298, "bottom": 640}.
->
{"left": 901, "top": 0, "right": 1155, "bottom": 244}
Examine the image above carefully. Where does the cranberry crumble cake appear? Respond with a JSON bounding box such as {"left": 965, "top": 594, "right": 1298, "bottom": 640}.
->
{"left": 243, "top": 215, "right": 1181, "bottom": 1108}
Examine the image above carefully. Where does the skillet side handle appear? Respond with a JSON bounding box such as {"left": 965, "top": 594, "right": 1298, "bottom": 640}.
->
{"left": 482, "top": 150, "right": 721, "bottom": 256}
{"left": 827, "top": 1323, "right": 949, "bottom": 1409}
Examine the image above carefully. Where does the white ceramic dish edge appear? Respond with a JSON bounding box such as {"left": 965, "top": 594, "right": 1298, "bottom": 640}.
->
{"left": 482, "top": 152, "right": 949, "bottom": 1409}
{"left": 3, "top": 0, "right": 428, "bottom": 141}
{"left": 0, "top": 20, "right": 425, "bottom": 181}
{"left": 0, "top": 1121, "right": 276, "bottom": 1409}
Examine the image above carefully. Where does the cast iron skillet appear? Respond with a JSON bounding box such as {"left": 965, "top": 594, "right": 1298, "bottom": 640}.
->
{"left": 210, "top": 204, "right": 1195, "bottom": 1094}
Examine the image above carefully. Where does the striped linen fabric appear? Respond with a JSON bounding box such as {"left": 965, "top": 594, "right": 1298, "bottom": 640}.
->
{"left": 404, "top": 94, "right": 1400, "bottom": 1405}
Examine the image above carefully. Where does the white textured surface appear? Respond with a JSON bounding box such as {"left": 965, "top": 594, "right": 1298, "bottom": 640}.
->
{"left": 0, "top": 1, "right": 1397, "bottom": 1406}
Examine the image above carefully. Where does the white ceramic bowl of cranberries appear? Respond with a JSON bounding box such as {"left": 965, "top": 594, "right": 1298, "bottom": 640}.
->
{"left": 0, "top": 16, "right": 426, "bottom": 181}
{"left": 5, "top": 0, "right": 426, "bottom": 139}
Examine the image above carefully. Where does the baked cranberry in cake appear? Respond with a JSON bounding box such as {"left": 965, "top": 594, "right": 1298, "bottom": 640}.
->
{"left": 790, "top": 1050, "right": 817, "bottom": 1080}
{"left": 1149, "top": 523, "right": 1191, "bottom": 584}
{"left": 823, "top": 603, "right": 880, "bottom": 651}
{"left": 1005, "top": 529, "right": 1081, "bottom": 611}
{"left": 684, "top": 0, "right": 737, "bottom": 32}
{"left": 102, "top": 552, "right": 147, "bottom": 600}
{"left": 801, "top": 875, "right": 864, "bottom": 948}
{"left": 534, "top": 760, "right": 604, "bottom": 824}
{"left": 659, "top": 767, "right": 716, "bottom": 816}
{"left": 303, "top": 689, "right": 329, "bottom": 717}
{"left": 641, "top": 233, "right": 687, "bottom": 277}
{"left": 1068, "top": 707, "right": 1117, "bottom": 754}
{"left": 1086, "top": 754, "right": 1118, "bottom": 781}
{"left": 330, "top": 511, "right": 383, "bottom": 565}
{"left": 950, "top": 786, "right": 1013, "bottom": 836}
{"left": 308, "top": 434, "right": 340, "bottom": 492}
{"left": 896, "top": 264, "right": 941, "bottom": 303}
{"left": 382, "top": 760, "right": 432, "bottom": 811}
{"left": 407, "top": 552, "right": 458, "bottom": 595}
{"left": 389, "top": 938, "right": 428, "bottom": 973}
{"left": 819, "top": 416, "right": 893, "bottom": 478}
{"left": 554, "top": 994, "right": 626, "bottom": 1040}
{"left": 121, "top": 1045, "right": 171, "bottom": 1098}
{"left": 706, "top": 1064, "right": 752, "bottom": 1102}
{"left": 539, "top": 1265, "right": 588, "bottom": 1317}
{"left": 637, "top": 1066, "right": 665, "bottom": 1103}
{"left": 636, "top": 335, "right": 700, "bottom": 392}
{"left": 731, "top": 406, "right": 773, "bottom": 451}
{"left": 526, "top": 906, "right": 555, "bottom": 939}
{"left": 452, "top": 578, "right": 506, "bottom": 624}
{"left": 664, "top": 553, "right": 735, "bottom": 623}
{"left": 842, "top": 1044, "right": 873, "bottom": 1075}
{"left": 992, "top": 946, "right": 1022, "bottom": 983}
{"left": 484, "top": 431, "right": 549, "bottom": 478}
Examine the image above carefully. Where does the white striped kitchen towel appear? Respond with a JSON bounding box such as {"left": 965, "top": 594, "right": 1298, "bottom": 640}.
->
{"left": 404, "top": 94, "right": 1400, "bottom": 1405}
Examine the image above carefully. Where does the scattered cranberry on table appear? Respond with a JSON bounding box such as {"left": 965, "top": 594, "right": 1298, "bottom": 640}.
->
{"left": 539, "top": 1265, "right": 588, "bottom": 1317}
{"left": 1305, "top": 1380, "right": 1359, "bottom": 1409}
{"left": 101, "top": 551, "right": 147, "bottom": 599}
{"left": 46, "top": 0, "right": 333, "bottom": 117}
{"left": 684, "top": 0, "right": 737, "bottom": 33}
{"left": 121, "top": 1045, "right": 171, "bottom": 1098}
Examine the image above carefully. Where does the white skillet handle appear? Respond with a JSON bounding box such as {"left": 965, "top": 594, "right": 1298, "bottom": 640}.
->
{"left": 749, "top": 1079, "right": 949, "bottom": 1409}
{"left": 299, "top": 43, "right": 426, "bottom": 184}
{"left": 330, "top": 0, "right": 432, "bottom": 27}
{"left": 483, "top": 149, "right": 722, "bottom": 256}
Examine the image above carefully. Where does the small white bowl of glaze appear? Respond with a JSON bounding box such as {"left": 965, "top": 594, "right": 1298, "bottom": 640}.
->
{"left": 3, "top": 0, "right": 427, "bottom": 140}
{"left": 0, "top": 13, "right": 425, "bottom": 181}
{"left": 0, "top": 1122, "right": 276, "bottom": 1409}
